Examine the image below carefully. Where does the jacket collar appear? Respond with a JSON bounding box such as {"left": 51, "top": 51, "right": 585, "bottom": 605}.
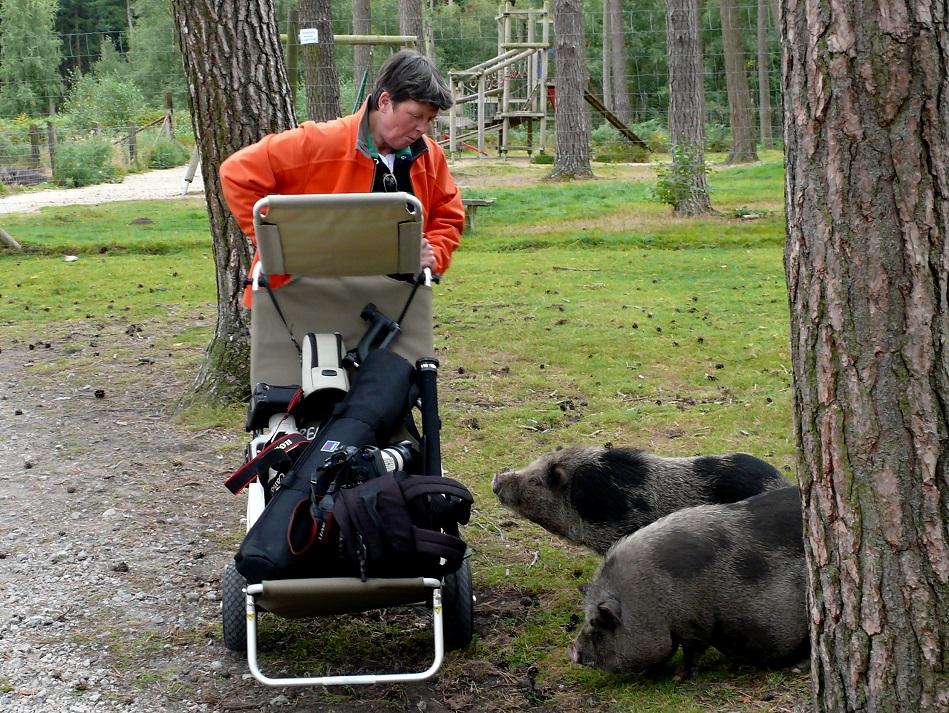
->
{"left": 355, "top": 102, "right": 429, "bottom": 163}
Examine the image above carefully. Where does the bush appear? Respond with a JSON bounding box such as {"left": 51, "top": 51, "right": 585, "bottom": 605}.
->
{"left": 62, "top": 72, "right": 148, "bottom": 130}
{"left": 652, "top": 142, "right": 710, "bottom": 210}
{"left": 142, "top": 134, "right": 191, "bottom": 169}
{"left": 631, "top": 119, "right": 670, "bottom": 153}
{"left": 53, "top": 138, "right": 124, "bottom": 188}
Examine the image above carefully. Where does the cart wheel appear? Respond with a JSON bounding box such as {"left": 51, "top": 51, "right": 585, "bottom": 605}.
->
{"left": 222, "top": 563, "right": 249, "bottom": 653}
{"left": 442, "top": 559, "right": 473, "bottom": 651}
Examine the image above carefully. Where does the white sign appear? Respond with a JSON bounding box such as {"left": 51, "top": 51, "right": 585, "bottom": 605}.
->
{"left": 299, "top": 28, "right": 319, "bottom": 45}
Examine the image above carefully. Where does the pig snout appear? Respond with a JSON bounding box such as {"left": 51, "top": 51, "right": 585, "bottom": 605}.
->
{"left": 491, "top": 470, "right": 514, "bottom": 495}
{"left": 568, "top": 639, "right": 594, "bottom": 667}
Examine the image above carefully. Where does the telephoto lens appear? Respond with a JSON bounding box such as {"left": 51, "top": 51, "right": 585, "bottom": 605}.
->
{"left": 374, "top": 441, "right": 417, "bottom": 473}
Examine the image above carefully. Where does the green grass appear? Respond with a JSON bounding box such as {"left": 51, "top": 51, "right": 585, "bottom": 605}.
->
{"left": 0, "top": 155, "right": 805, "bottom": 711}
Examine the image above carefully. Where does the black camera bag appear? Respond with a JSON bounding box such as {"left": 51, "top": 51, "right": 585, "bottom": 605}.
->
{"left": 331, "top": 471, "right": 473, "bottom": 581}
{"left": 234, "top": 348, "right": 417, "bottom": 584}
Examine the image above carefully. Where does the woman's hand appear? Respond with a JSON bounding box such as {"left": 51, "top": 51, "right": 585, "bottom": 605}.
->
{"left": 421, "top": 237, "right": 436, "bottom": 270}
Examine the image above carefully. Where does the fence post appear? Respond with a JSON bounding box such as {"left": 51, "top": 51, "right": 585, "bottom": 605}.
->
{"left": 164, "top": 93, "right": 175, "bottom": 138}
{"left": 29, "top": 124, "right": 41, "bottom": 169}
{"left": 46, "top": 122, "right": 56, "bottom": 173}
{"left": 128, "top": 122, "right": 137, "bottom": 164}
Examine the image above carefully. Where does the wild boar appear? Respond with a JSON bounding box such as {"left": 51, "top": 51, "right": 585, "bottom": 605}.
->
{"left": 568, "top": 486, "right": 808, "bottom": 679}
{"left": 492, "top": 445, "right": 790, "bottom": 554}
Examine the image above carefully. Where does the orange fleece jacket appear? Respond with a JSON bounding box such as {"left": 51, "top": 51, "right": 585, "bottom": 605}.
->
{"left": 219, "top": 107, "right": 464, "bottom": 306}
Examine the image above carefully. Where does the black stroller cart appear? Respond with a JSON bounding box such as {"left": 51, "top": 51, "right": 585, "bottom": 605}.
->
{"left": 220, "top": 192, "right": 474, "bottom": 686}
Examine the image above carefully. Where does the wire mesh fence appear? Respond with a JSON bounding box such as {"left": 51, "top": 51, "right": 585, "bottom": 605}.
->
{"left": 0, "top": 3, "right": 783, "bottom": 189}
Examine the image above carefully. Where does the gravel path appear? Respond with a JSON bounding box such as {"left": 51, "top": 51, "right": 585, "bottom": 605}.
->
{"left": 0, "top": 165, "right": 205, "bottom": 215}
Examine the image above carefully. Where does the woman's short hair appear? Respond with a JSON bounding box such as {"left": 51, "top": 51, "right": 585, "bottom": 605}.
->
{"left": 369, "top": 50, "right": 453, "bottom": 111}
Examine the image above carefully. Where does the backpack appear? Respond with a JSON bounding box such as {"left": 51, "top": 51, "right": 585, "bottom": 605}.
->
{"left": 324, "top": 470, "right": 472, "bottom": 581}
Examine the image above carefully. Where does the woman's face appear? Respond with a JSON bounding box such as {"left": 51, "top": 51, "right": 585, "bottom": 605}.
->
{"left": 373, "top": 91, "right": 440, "bottom": 152}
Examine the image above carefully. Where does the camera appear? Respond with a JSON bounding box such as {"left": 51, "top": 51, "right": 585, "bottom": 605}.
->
{"left": 312, "top": 441, "right": 418, "bottom": 500}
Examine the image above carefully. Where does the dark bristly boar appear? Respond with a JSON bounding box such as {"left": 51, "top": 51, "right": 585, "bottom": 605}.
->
{"left": 491, "top": 445, "right": 790, "bottom": 554}
{"left": 568, "top": 486, "right": 808, "bottom": 679}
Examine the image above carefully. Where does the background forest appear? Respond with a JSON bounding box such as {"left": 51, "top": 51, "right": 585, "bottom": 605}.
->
{"left": 0, "top": 0, "right": 781, "bottom": 185}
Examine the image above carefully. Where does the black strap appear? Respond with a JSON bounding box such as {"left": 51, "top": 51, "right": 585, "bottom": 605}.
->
{"left": 258, "top": 275, "right": 302, "bottom": 355}
{"left": 224, "top": 430, "right": 309, "bottom": 494}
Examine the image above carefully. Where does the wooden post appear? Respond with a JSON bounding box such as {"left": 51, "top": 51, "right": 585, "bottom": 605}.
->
{"left": 29, "top": 124, "right": 41, "bottom": 169}
{"left": 128, "top": 122, "right": 137, "bottom": 164}
{"left": 163, "top": 93, "right": 175, "bottom": 138}
{"left": 46, "top": 121, "right": 56, "bottom": 173}
{"left": 0, "top": 227, "right": 22, "bottom": 251}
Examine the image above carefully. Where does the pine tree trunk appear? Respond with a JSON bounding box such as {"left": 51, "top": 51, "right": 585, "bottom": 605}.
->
{"left": 721, "top": 0, "right": 758, "bottom": 163}
{"left": 170, "top": 0, "right": 297, "bottom": 407}
{"left": 602, "top": 0, "right": 612, "bottom": 110}
{"left": 756, "top": 0, "right": 773, "bottom": 148}
{"left": 546, "top": 0, "right": 593, "bottom": 180}
{"left": 352, "top": 0, "right": 372, "bottom": 106}
{"left": 300, "top": 0, "right": 341, "bottom": 121}
{"left": 782, "top": 0, "right": 949, "bottom": 706}
{"left": 666, "top": 0, "right": 711, "bottom": 214}
{"left": 608, "top": 0, "right": 630, "bottom": 124}
{"left": 399, "top": 0, "right": 424, "bottom": 52}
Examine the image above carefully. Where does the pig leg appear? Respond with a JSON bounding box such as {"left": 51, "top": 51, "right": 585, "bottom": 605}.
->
{"left": 673, "top": 641, "right": 709, "bottom": 681}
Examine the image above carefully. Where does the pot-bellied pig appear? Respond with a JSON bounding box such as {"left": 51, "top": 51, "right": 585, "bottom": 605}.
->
{"left": 568, "top": 486, "right": 807, "bottom": 679}
{"left": 491, "top": 445, "right": 790, "bottom": 554}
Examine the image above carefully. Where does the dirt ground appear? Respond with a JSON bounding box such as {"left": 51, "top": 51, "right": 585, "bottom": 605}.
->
{"left": 0, "top": 313, "right": 591, "bottom": 713}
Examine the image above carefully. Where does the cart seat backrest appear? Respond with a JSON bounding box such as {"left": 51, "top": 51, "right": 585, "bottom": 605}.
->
{"left": 253, "top": 192, "right": 424, "bottom": 278}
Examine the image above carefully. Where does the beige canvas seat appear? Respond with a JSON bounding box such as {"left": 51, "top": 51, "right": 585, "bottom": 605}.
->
{"left": 222, "top": 192, "right": 472, "bottom": 687}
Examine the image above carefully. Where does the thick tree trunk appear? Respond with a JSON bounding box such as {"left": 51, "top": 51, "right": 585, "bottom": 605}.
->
{"left": 352, "top": 0, "right": 372, "bottom": 105}
{"left": 665, "top": 0, "right": 712, "bottom": 214}
{"left": 300, "top": 0, "right": 341, "bottom": 121}
{"left": 170, "top": 0, "right": 297, "bottom": 407}
{"left": 782, "top": 0, "right": 949, "bottom": 707}
{"left": 720, "top": 0, "right": 758, "bottom": 163}
{"left": 756, "top": 0, "right": 773, "bottom": 148}
{"left": 608, "top": 0, "right": 630, "bottom": 124}
{"left": 545, "top": 0, "right": 593, "bottom": 180}
{"left": 399, "top": 0, "right": 424, "bottom": 53}
{"left": 602, "top": 0, "right": 612, "bottom": 110}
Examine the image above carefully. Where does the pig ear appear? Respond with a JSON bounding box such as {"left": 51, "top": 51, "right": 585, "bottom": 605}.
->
{"left": 594, "top": 598, "right": 622, "bottom": 629}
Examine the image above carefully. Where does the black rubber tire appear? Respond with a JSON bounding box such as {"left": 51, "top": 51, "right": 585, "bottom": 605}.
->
{"left": 441, "top": 559, "right": 474, "bottom": 651}
{"left": 222, "top": 563, "right": 249, "bottom": 653}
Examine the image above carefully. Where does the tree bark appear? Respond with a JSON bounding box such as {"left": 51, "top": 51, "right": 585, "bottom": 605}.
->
{"left": 665, "top": 0, "right": 712, "bottom": 214}
{"left": 756, "top": 0, "right": 773, "bottom": 148}
{"left": 720, "top": 0, "right": 759, "bottom": 163}
{"left": 608, "top": 0, "right": 630, "bottom": 124}
{"left": 352, "top": 0, "right": 372, "bottom": 106}
{"left": 170, "top": 0, "right": 297, "bottom": 407}
{"left": 782, "top": 0, "right": 949, "bottom": 706}
{"left": 602, "top": 0, "right": 612, "bottom": 110}
{"left": 399, "top": 0, "right": 424, "bottom": 53}
{"left": 545, "top": 0, "right": 593, "bottom": 180}
{"left": 300, "top": 0, "right": 341, "bottom": 121}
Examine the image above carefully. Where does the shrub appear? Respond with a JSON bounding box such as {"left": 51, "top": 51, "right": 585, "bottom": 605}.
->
{"left": 652, "top": 142, "right": 710, "bottom": 210}
{"left": 142, "top": 134, "right": 191, "bottom": 169}
{"left": 53, "top": 137, "right": 124, "bottom": 188}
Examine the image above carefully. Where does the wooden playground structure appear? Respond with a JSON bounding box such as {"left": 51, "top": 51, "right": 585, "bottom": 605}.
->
{"left": 447, "top": 2, "right": 552, "bottom": 159}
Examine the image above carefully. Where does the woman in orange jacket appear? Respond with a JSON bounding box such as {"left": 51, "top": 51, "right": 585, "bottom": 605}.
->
{"left": 220, "top": 50, "right": 464, "bottom": 387}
